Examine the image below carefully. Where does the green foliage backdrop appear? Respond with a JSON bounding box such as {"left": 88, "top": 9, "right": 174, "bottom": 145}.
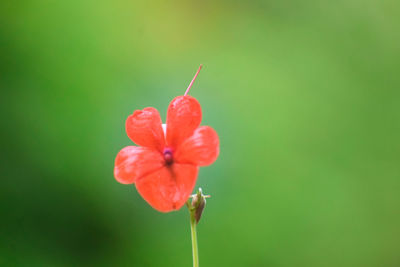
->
{"left": 1, "top": 0, "right": 399, "bottom": 266}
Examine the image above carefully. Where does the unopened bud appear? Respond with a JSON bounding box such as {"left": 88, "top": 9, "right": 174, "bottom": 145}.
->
{"left": 191, "top": 188, "right": 209, "bottom": 224}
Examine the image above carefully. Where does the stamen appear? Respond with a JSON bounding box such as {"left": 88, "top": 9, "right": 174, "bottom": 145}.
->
{"left": 184, "top": 64, "right": 203, "bottom": 96}
{"left": 163, "top": 148, "right": 173, "bottom": 165}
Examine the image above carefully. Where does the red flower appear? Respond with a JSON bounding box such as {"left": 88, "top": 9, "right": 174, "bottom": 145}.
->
{"left": 114, "top": 67, "right": 219, "bottom": 212}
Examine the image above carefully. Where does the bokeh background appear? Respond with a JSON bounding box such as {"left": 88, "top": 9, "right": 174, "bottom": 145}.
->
{"left": 1, "top": 0, "right": 400, "bottom": 266}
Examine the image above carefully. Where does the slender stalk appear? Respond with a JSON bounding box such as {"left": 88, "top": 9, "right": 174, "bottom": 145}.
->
{"left": 187, "top": 201, "right": 199, "bottom": 267}
{"left": 184, "top": 64, "right": 203, "bottom": 96}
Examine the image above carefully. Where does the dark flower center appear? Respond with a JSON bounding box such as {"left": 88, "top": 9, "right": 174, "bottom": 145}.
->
{"left": 163, "top": 148, "right": 173, "bottom": 165}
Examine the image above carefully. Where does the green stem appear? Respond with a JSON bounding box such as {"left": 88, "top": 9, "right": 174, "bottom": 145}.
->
{"left": 188, "top": 201, "right": 199, "bottom": 267}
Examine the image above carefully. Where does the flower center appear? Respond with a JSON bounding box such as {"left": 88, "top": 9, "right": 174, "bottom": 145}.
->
{"left": 163, "top": 148, "right": 173, "bottom": 165}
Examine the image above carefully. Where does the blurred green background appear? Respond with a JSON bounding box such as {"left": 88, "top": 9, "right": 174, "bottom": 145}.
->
{"left": 1, "top": 0, "right": 400, "bottom": 266}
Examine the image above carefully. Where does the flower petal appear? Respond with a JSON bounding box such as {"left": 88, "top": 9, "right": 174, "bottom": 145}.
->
{"left": 166, "top": 96, "right": 202, "bottom": 149}
{"left": 114, "top": 146, "right": 164, "bottom": 184}
{"left": 135, "top": 164, "right": 199, "bottom": 212}
{"left": 126, "top": 107, "right": 165, "bottom": 152}
{"left": 175, "top": 126, "right": 220, "bottom": 166}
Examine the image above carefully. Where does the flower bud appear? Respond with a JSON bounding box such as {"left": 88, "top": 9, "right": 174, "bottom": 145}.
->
{"left": 191, "top": 188, "right": 209, "bottom": 224}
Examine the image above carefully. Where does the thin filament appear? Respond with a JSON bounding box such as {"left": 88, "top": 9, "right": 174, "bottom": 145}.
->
{"left": 184, "top": 64, "right": 203, "bottom": 96}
